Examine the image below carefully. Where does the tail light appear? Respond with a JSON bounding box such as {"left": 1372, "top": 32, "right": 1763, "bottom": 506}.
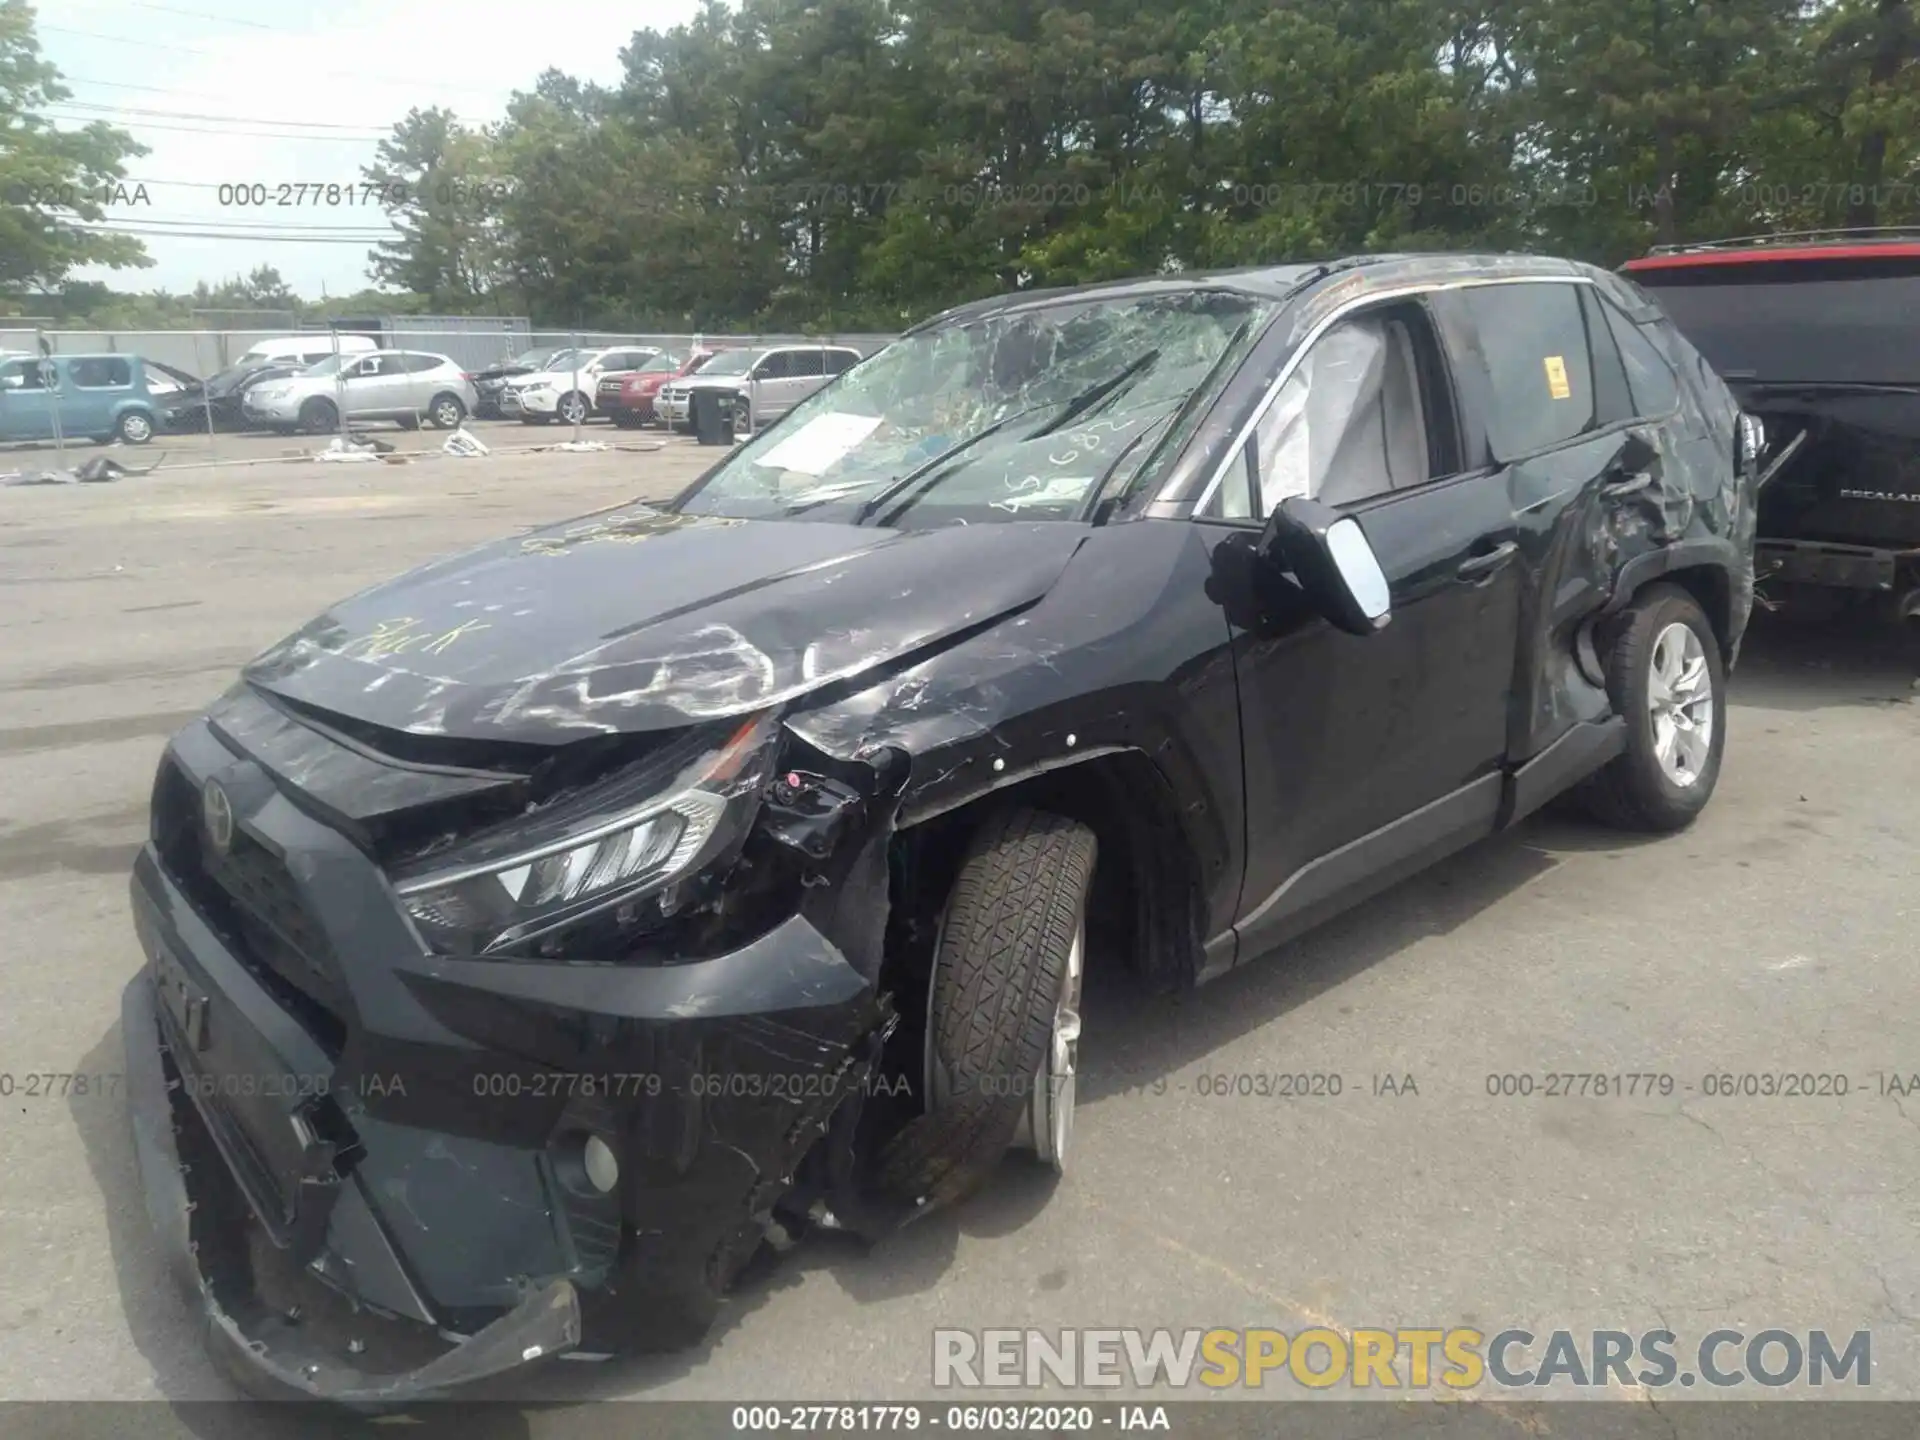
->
{"left": 461, "top": 372, "right": 475, "bottom": 381}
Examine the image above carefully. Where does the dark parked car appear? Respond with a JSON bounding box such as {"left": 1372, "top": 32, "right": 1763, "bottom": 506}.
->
{"left": 1622, "top": 230, "right": 1920, "bottom": 618}
{"left": 164, "top": 361, "right": 303, "bottom": 432}
{"left": 123, "top": 252, "right": 1756, "bottom": 1401}
{"left": 471, "top": 345, "right": 572, "bottom": 419}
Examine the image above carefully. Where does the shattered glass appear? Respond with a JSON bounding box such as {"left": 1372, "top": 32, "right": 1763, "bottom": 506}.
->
{"left": 675, "top": 291, "right": 1275, "bottom": 526}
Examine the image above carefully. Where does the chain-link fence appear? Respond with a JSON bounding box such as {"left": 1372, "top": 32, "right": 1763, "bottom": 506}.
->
{"left": 0, "top": 323, "right": 900, "bottom": 468}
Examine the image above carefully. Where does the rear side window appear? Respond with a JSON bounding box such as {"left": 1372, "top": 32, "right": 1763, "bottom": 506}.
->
{"left": 1458, "top": 283, "right": 1596, "bottom": 458}
{"left": 788, "top": 349, "right": 826, "bottom": 377}
{"left": 70, "top": 357, "right": 132, "bottom": 388}
{"left": 1600, "top": 301, "right": 1681, "bottom": 417}
{"left": 826, "top": 349, "right": 859, "bottom": 374}
{"left": 400, "top": 354, "right": 441, "bottom": 373}
{"left": 1581, "top": 289, "right": 1634, "bottom": 428}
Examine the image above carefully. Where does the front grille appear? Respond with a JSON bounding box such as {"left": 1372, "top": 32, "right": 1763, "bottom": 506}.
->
{"left": 152, "top": 760, "right": 350, "bottom": 1052}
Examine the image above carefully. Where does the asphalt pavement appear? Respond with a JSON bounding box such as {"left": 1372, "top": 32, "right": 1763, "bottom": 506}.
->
{"left": 0, "top": 437, "right": 1915, "bottom": 1425}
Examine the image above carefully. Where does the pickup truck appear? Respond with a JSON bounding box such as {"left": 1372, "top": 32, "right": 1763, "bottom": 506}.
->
{"left": 1623, "top": 231, "right": 1920, "bottom": 620}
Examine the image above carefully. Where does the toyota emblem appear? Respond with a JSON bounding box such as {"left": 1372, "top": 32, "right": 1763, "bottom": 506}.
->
{"left": 201, "top": 779, "right": 235, "bottom": 854}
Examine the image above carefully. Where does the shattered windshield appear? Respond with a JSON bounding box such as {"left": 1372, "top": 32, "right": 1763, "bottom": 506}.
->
{"left": 672, "top": 290, "right": 1273, "bottom": 526}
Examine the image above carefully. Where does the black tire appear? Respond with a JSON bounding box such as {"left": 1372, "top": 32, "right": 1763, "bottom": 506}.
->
{"left": 609, "top": 412, "right": 639, "bottom": 429}
{"left": 521, "top": 414, "right": 551, "bottom": 426}
{"left": 428, "top": 392, "right": 465, "bottom": 429}
{"left": 298, "top": 397, "right": 337, "bottom": 435}
{"left": 557, "top": 392, "right": 590, "bottom": 425}
{"left": 114, "top": 409, "right": 155, "bottom": 445}
{"left": 877, "top": 807, "right": 1096, "bottom": 1211}
{"left": 1577, "top": 583, "right": 1727, "bottom": 832}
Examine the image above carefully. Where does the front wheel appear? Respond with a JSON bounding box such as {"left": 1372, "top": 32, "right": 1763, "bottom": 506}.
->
{"left": 879, "top": 808, "right": 1096, "bottom": 1209}
{"left": 298, "top": 398, "right": 338, "bottom": 435}
{"left": 1577, "top": 583, "right": 1727, "bottom": 831}
{"left": 557, "top": 392, "right": 589, "bottom": 425}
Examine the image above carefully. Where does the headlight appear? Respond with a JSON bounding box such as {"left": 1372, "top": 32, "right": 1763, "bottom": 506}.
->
{"left": 392, "top": 714, "right": 776, "bottom": 958}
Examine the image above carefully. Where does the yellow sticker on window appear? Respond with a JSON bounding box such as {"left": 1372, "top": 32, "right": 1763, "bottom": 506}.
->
{"left": 1544, "top": 355, "right": 1572, "bottom": 400}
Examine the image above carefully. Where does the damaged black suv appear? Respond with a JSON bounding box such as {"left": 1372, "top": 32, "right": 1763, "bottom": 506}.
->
{"left": 124, "top": 253, "right": 1758, "bottom": 1401}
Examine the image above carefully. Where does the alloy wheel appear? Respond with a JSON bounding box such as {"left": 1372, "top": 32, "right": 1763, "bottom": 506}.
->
{"left": 1648, "top": 620, "right": 1714, "bottom": 787}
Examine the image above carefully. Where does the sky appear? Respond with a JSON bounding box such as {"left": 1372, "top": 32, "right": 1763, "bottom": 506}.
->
{"left": 39, "top": 0, "right": 711, "bottom": 298}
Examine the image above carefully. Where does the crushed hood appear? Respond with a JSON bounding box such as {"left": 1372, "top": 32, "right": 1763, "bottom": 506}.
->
{"left": 243, "top": 503, "right": 1088, "bottom": 745}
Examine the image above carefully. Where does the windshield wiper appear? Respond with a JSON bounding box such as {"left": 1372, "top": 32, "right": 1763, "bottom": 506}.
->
{"left": 1025, "top": 348, "right": 1161, "bottom": 440}
{"left": 851, "top": 402, "right": 1057, "bottom": 524}
{"left": 853, "top": 353, "right": 1168, "bottom": 526}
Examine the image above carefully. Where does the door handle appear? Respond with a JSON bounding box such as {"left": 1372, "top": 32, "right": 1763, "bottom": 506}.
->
{"left": 1457, "top": 540, "right": 1518, "bottom": 581}
{"left": 1601, "top": 470, "right": 1654, "bottom": 498}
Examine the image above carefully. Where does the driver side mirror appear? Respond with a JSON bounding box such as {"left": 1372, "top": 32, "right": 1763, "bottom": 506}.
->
{"left": 1258, "top": 496, "right": 1392, "bottom": 636}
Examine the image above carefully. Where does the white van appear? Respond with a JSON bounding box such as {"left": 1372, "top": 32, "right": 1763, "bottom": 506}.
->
{"left": 230, "top": 334, "right": 378, "bottom": 370}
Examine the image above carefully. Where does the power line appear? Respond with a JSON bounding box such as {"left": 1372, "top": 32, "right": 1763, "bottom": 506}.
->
{"left": 48, "top": 100, "right": 401, "bottom": 135}
{"left": 92, "top": 0, "right": 300, "bottom": 33}
{"left": 74, "top": 223, "right": 394, "bottom": 244}
{"left": 39, "top": 24, "right": 511, "bottom": 99}
{"left": 55, "top": 76, "right": 497, "bottom": 130}
{"left": 46, "top": 110, "right": 391, "bottom": 141}
{"left": 78, "top": 216, "right": 394, "bottom": 235}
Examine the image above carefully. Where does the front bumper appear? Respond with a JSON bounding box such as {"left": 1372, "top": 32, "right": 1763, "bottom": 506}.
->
{"left": 505, "top": 389, "right": 561, "bottom": 417}
{"left": 243, "top": 395, "right": 300, "bottom": 425}
{"left": 124, "top": 714, "right": 887, "bottom": 1399}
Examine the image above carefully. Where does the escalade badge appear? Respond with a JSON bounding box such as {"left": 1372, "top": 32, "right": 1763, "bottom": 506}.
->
{"left": 202, "top": 779, "right": 235, "bottom": 854}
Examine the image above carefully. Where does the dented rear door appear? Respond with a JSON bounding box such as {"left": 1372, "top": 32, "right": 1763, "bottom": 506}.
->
{"left": 1430, "top": 278, "right": 1691, "bottom": 765}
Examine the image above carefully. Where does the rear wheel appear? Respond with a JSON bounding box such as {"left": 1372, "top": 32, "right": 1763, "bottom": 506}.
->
{"left": 1577, "top": 584, "right": 1726, "bottom": 831}
{"left": 115, "top": 409, "right": 154, "bottom": 445}
{"left": 428, "top": 392, "right": 465, "bottom": 429}
{"left": 879, "top": 807, "right": 1096, "bottom": 1210}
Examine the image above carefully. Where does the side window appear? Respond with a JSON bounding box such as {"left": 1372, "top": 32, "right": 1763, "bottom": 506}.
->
{"left": 1581, "top": 289, "right": 1634, "bottom": 428}
{"left": 1600, "top": 300, "right": 1681, "bottom": 417}
{"left": 403, "top": 354, "right": 441, "bottom": 373}
{"left": 788, "top": 349, "right": 826, "bottom": 377}
{"left": 754, "top": 352, "right": 794, "bottom": 380}
{"left": 826, "top": 349, "right": 859, "bottom": 375}
{"left": 1458, "top": 283, "right": 1596, "bottom": 458}
{"left": 1249, "top": 307, "right": 1439, "bottom": 514}
{"left": 70, "top": 357, "right": 132, "bottom": 388}
{"left": 1210, "top": 443, "right": 1257, "bottom": 521}
{"left": 0, "top": 359, "right": 45, "bottom": 390}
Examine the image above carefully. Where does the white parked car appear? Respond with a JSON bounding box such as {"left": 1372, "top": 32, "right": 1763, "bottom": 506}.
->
{"left": 242, "top": 351, "right": 478, "bottom": 434}
{"left": 498, "top": 346, "right": 662, "bottom": 424}
{"left": 657, "top": 344, "right": 862, "bottom": 432}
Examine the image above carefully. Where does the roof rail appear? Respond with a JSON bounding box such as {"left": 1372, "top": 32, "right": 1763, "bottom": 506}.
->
{"left": 1648, "top": 227, "right": 1920, "bottom": 255}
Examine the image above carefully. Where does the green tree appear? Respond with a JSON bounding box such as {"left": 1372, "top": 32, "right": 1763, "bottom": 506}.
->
{"left": 0, "top": 0, "right": 149, "bottom": 289}
{"left": 362, "top": 107, "right": 508, "bottom": 309}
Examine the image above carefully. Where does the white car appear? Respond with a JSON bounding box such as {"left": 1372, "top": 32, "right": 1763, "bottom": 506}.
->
{"left": 657, "top": 344, "right": 862, "bottom": 432}
{"left": 243, "top": 350, "right": 478, "bottom": 434}
{"left": 498, "top": 346, "right": 662, "bottom": 424}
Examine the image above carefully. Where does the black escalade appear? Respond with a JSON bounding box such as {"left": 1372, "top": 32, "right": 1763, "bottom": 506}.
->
{"left": 122, "top": 252, "right": 1758, "bottom": 1402}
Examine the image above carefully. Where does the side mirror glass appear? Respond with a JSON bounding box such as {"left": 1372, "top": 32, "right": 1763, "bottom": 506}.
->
{"left": 1259, "top": 496, "right": 1392, "bottom": 636}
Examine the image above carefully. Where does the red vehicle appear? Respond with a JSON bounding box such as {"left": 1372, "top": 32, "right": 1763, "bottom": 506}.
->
{"left": 597, "top": 349, "right": 720, "bottom": 427}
